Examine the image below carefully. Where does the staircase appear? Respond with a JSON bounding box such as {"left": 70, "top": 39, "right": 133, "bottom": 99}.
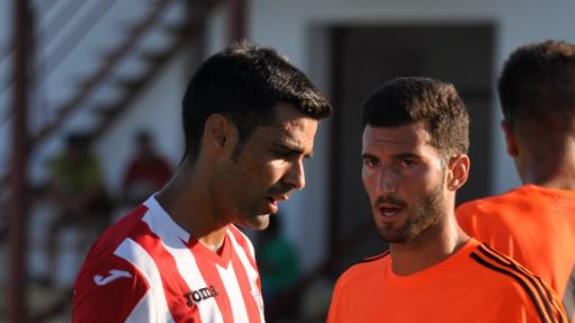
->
{"left": 0, "top": 0, "right": 223, "bottom": 321}
{"left": 0, "top": 0, "right": 220, "bottom": 185}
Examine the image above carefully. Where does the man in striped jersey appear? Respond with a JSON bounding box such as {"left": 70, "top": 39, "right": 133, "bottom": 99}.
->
{"left": 327, "top": 77, "right": 567, "bottom": 322}
{"left": 72, "top": 43, "right": 332, "bottom": 322}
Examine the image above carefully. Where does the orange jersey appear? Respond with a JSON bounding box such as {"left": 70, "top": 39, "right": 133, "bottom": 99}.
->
{"left": 327, "top": 239, "right": 567, "bottom": 323}
{"left": 457, "top": 185, "right": 575, "bottom": 319}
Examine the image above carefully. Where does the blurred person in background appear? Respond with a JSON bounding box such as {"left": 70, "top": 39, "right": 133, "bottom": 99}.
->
{"left": 121, "top": 129, "right": 173, "bottom": 207}
{"left": 327, "top": 77, "right": 567, "bottom": 323}
{"left": 45, "top": 132, "right": 111, "bottom": 287}
{"left": 457, "top": 40, "right": 575, "bottom": 320}
{"left": 257, "top": 214, "right": 301, "bottom": 320}
{"left": 72, "top": 42, "right": 332, "bottom": 322}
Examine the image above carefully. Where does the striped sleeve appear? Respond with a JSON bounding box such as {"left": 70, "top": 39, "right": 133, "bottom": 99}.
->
{"left": 72, "top": 250, "right": 150, "bottom": 323}
{"left": 470, "top": 244, "right": 568, "bottom": 323}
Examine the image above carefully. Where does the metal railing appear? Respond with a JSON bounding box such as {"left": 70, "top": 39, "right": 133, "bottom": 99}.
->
{"left": 1, "top": 0, "right": 119, "bottom": 124}
{"left": 0, "top": 0, "right": 187, "bottom": 186}
{"left": 2, "top": 1, "right": 223, "bottom": 321}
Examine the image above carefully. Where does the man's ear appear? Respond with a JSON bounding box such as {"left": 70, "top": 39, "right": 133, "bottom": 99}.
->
{"left": 447, "top": 154, "right": 470, "bottom": 191}
{"left": 202, "top": 114, "right": 236, "bottom": 153}
{"left": 501, "top": 120, "right": 519, "bottom": 157}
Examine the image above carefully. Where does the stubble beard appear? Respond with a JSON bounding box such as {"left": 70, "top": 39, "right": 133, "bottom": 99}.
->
{"left": 377, "top": 182, "right": 446, "bottom": 244}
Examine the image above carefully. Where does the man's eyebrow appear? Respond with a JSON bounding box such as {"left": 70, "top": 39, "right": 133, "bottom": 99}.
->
{"left": 361, "top": 152, "right": 421, "bottom": 160}
{"left": 361, "top": 152, "right": 377, "bottom": 160}
{"left": 272, "top": 142, "right": 313, "bottom": 158}
{"left": 393, "top": 152, "right": 421, "bottom": 160}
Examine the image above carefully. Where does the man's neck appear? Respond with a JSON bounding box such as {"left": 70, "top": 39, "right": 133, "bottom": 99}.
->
{"left": 389, "top": 215, "right": 469, "bottom": 276}
{"left": 155, "top": 167, "right": 229, "bottom": 251}
{"left": 521, "top": 152, "right": 575, "bottom": 190}
{"left": 519, "top": 133, "right": 575, "bottom": 190}
{"left": 528, "top": 177, "right": 575, "bottom": 190}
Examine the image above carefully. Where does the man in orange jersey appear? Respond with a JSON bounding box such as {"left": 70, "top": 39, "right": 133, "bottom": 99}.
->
{"left": 72, "top": 43, "right": 332, "bottom": 322}
{"left": 327, "top": 77, "right": 567, "bottom": 323}
{"left": 457, "top": 40, "right": 575, "bottom": 320}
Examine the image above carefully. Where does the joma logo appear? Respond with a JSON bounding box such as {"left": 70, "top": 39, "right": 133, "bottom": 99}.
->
{"left": 184, "top": 285, "right": 219, "bottom": 307}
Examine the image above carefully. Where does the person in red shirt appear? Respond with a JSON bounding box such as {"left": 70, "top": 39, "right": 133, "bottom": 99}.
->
{"left": 72, "top": 42, "right": 332, "bottom": 322}
{"left": 328, "top": 77, "right": 567, "bottom": 323}
{"left": 457, "top": 40, "right": 575, "bottom": 320}
{"left": 122, "top": 130, "right": 173, "bottom": 206}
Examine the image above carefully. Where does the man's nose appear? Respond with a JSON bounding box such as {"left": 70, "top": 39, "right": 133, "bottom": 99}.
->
{"left": 376, "top": 168, "right": 398, "bottom": 194}
{"left": 284, "top": 159, "right": 306, "bottom": 190}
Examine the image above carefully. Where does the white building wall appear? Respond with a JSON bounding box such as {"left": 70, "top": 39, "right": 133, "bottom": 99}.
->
{"left": 94, "top": 47, "right": 192, "bottom": 194}
{"left": 493, "top": 0, "right": 575, "bottom": 192}
{"left": 242, "top": 0, "right": 575, "bottom": 271}
{"left": 247, "top": 0, "right": 502, "bottom": 271}
{"left": 3, "top": 0, "right": 575, "bottom": 276}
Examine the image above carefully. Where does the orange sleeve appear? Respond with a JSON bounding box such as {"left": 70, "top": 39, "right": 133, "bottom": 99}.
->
{"left": 327, "top": 277, "right": 349, "bottom": 323}
{"left": 539, "top": 278, "right": 570, "bottom": 323}
{"left": 517, "top": 277, "right": 568, "bottom": 323}
{"left": 471, "top": 244, "right": 569, "bottom": 323}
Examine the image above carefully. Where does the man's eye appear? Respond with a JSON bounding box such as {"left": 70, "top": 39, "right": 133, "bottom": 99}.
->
{"left": 400, "top": 159, "right": 416, "bottom": 168}
{"left": 363, "top": 158, "right": 378, "bottom": 168}
{"left": 272, "top": 150, "right": 292, "bottom": 159}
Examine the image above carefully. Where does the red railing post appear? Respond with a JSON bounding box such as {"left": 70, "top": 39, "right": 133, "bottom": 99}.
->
{"left": 9, "top": 0, "right": 31, "bottom": 321}
{"left": 229, "top": 0, "right": 247, "bottom": 43}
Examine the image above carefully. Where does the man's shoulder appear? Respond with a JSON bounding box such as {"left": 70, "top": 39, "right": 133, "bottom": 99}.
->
{"left": 456, "top": 185, "right": 575, "bottom": 228}
{"left": 82, "top": 205, "right": 150, "bottom": 264}
{"left": 74, "top": 205, "right": 154, "bottom": 304}
{"left": 459, "top": 189, "right": 517, "bottom": 210}
{"left": 456, "top": 187, "right": 535, "bottom": 223}
{"left": 72, "top": 215, "right": 151, "bottom": 323}
{"left": 465, "top": 243, "right": 567, "bottom": 321}
{"left": 457, "top": 184, "right": 568, "bottom": 213}
{"left": 467, "top": 243, "right": 557, "bottom": 300}
{"left": 336, "top": 251, "right": 390, "bottom": 287}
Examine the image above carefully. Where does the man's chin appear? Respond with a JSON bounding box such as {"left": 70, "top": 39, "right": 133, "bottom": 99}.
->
{"left": 377, "top": 225, "right": 409, "bottom": 243}
{"left": 378, "top": 233, "right": 407, "bottom": 244}
{"left": 236, "top": 214, "right": 271, "bottom": 230}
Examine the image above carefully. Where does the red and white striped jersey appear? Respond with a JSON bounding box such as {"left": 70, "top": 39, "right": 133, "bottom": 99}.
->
{"left": 72, "top": 196, "right": 265, "bottom": 323}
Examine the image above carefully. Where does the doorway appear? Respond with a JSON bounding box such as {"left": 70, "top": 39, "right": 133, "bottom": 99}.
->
{"left": 328, "top": 24, "right": 495, "bottom": 272}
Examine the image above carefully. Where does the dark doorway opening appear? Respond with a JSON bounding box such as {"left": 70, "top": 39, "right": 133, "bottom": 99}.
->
{"left": 328, "top": 24, "right": 495, "bottom": 273}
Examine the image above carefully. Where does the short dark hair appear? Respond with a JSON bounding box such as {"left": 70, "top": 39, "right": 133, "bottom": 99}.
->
{"left": 362, "top": 77, "right": 469, "bottom": 155}
{"left": 498, "top": 40, "right": 575, "bottom": 129}
{"left": 182, "top": 42, "right": 332, "bottom": 161}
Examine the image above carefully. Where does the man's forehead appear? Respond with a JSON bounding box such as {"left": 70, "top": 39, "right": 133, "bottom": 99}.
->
{"left": 362, "top": 123, "right": 432, "bottom": 148}
{"left": 260, "top": 123, "right": 314, "bottom": 146}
